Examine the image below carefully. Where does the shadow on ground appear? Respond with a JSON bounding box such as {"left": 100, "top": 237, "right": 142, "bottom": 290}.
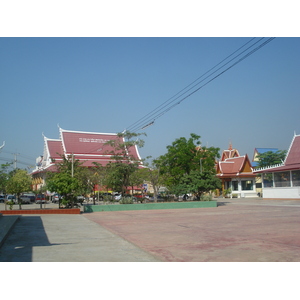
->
{"left": 217, "top": 201, "right": 230, "bottom": 206}
{"left": 0, "top": 216, "right": 70, "bottom": 262}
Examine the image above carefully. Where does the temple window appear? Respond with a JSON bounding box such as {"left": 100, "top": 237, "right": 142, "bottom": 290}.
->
{"left": 241, "top": 180, "right": 253, "bottom": 190}
{"left": 274, "top": 172, "right": 291, "bottom": 187}
{"left": 232, "top": 181, "right": 238, "bottom": 191}
{"left": 292, "top": 170, "right": 300, "bottom": 187}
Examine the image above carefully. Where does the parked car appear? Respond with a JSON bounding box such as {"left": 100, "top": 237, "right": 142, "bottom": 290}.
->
{"left": 0, "top": 195, "right": 4, "bottom": 203}
{"left": 114, "top": 194, "right": 122, "bottom": 201}
{"left": 5, "top": 195, "right": 16, "bottom": 203}
{"left": 52, "top": 194, "right": 61, "bottom": 203}
{"left": 19, "top": 196, "right": 31, "bottom": 204}
{"left": 21, "top": 193, "right": 36, "bottom": 203}
{"left": 35, "top": 194, "right": 47, "bottom": 204}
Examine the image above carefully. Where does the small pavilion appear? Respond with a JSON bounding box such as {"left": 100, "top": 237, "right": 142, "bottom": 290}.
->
{"left": 216, "top": 144, "right": 258, "bottom": 198}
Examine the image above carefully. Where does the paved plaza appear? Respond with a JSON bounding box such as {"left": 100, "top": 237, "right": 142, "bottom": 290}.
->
{"left": 84, "top": 198, "right": 300, "bottom": 262}
{"left": 1, "top": 198, "right": 300, "bottom": 262}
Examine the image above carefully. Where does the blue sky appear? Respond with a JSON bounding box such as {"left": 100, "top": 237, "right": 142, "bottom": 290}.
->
{"left": 1, "top": 37, "right": 300, "bottom": 170}
{"left": 1, "top": 1, "right": 300, "bottom": 290}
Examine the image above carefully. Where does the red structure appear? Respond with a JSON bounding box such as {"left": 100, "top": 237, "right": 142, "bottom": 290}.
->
{"left": 254, "top": 133, "right": 300, "bottom": 199}
{"left": 216, "top": 144, "right": 257, "bottom": 198}
{"left": 31, "top": 127, "right": 143, "bottom": 190}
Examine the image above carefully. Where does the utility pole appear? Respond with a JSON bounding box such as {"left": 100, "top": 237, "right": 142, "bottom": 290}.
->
{"left": 13, "top": 153, "right": 20, "bottom": 169}
{"left": 71, "top": 153, "right": 74, "bottom": 177}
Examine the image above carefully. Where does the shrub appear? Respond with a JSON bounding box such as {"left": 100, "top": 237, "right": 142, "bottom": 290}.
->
{"left": 120, "top": 197, "right": 133, "bottom": 204}
{"left": 6, "top": 200, "right": 14, "bottom": 210}
{"left": 200, "top": 194, "right": 212, "bottom": 201}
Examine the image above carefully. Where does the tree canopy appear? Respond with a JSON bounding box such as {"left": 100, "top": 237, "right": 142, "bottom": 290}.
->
{"left": 256, "top": 150, "right": 287, "bottom": 168}
{"left": 0, "top": 163, "right": 12, "bottom": 194}
{"left": 104, "top": 131, "right": 145, "bottom": 195}
{"left": 157, "top": 133, "right": 221, "bottom": 198}
{"left": 46, "top": 155, "right": 86, "bottom": 207}
{"left": 6, "top": 169, "right": 32, "bottom": 209}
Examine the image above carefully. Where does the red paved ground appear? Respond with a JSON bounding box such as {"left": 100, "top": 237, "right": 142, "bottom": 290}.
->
{"left": 83, "top": 199, "right": 300, "bottom": 262}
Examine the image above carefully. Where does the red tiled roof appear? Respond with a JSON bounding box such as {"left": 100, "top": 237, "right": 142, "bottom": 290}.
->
{"left": 217, "top": 155, "right": 255, "bottom": 177}
{"left": 255, "top": 135, "right": 300, "bottom": 174}
{"left": 31, "top": 164, "right": 59, "bottom": 175}
{"left": 47, "top": 140, "right": 63, "bottom": 159}
{"left": 60, "top": 129, "right": 141, "bottom": 161}
{"left": 61, "top": 130, "right": 117, "bottom": 156}
{"left": 32, "top": 128, "right": 143, "bottom": 175}
{"left": 285, "top": 135, "right": 300, "bottom": 165}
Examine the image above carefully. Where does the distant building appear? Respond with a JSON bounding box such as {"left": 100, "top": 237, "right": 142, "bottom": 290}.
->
{"left": 251, "top": 148, "right": 279, "bottom": 196}
{"left": 31, "top": 127, "right": 143, "bottom": 191}
{"left": 252, "top": 148, "right": 278, "bottom": 168}
{"left": 216, "top": 144, "right": 258, "bottom": 198}
{"left": 254, "top": 133, "right": 300, "bottom": 199}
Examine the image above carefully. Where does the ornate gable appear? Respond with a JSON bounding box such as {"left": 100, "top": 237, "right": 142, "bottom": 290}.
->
{"left": 221, "top": 143, "right": 240, "bottom": 161}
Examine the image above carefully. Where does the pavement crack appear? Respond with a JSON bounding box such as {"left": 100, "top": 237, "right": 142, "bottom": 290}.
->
{"left": 177, "top": 224, "right": 190, "bottom": 228}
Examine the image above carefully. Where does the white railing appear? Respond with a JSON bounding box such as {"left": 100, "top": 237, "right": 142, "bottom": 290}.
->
{"left": 254, "top": 163, "right": 284, "bottom": 172}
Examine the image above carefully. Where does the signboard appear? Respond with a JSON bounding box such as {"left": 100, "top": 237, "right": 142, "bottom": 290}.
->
{"left": 142, "top": 183, "right": 148, "bottom": 193}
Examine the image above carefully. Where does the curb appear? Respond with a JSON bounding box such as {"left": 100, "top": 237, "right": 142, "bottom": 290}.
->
{"left": 0, "top": 208, "right": 81, "bottom": 215}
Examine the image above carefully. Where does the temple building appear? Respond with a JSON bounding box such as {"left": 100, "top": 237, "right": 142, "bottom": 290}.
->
{"left": 31, "top": 127, "right": 143, "bottom": 191}
{"left": 216, "top": 144, "right": 258, "bottom": 198}
{"left": 254, "top": 133, "right": 300, "bottom": 199}
{"left": 220, "top": 143, "right": 240, "bottom": 161}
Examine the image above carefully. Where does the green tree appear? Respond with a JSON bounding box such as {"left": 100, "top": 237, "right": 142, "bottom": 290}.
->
{"left": 139, "top": 158, "right": 171, "bottom": 202}
{"left": 105, "top": 161, "right": 138, "bottom": 195}
{"left": 0, "top": 163, "right": 12, "bottom": 194}
{"left": 159, "top": 133, "right": 201, "bottom": 185}
{"left": 104, "top": 131, "right": 145, "bottom": 196}
{"left": 158, "top": 133, "right": 221, "bottom": 198}
{"left": 47, "top": 172, "right": 80, "bottom": 207}
{"left": 128, "top": 168, "right": 144, "bottom": 196}
{"left": 88, "top": 163, "right": 107, "bottom": 204}
{"left": 46, "top": 155, "right": 83, "bottom": 207}
{"left": 6, "top": 169, "right": 32, "bottom": 209}
{"left": 256, "top": 150, "right": 287, "bottom": 168}
{"left": 172, "top": 170, "right": 221, "bottom": 199}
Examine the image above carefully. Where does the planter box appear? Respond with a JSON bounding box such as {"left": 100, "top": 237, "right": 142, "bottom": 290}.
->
{"left": 0, "top": 209, "right": 81, "bottom": 215}
{"left": 84, "top": 201, "right": 217, "bottom": 212}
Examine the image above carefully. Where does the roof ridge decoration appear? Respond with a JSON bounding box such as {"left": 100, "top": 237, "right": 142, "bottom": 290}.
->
{"left": 254, "top": 163, "right": 284, "bottom": 172}
{"left": 283, "top": 132, "right": 300, "bottom": 165}
{"left": 224, "top": 155, "right": 246, "bottom": 161}
{"left": 59, "top": 127, "right": 118, "bottom": 136}
{"left": 59, "top": 127, "right": 67, "bottom": 157}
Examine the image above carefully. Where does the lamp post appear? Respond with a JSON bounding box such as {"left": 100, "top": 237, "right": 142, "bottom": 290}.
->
{"left": 200, "top": 158, "right": 203, "bottom": 173}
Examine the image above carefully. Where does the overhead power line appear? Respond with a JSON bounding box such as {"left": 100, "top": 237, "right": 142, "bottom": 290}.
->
{"left": 125, "top": 37, "right": 275, "bottom": 133}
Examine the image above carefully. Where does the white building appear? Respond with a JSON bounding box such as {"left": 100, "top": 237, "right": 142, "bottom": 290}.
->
{"left": 254, "top": 133, "right": 300, "bottom": 199}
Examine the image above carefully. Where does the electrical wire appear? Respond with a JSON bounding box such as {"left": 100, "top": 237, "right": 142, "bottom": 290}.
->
{"left": 126, "top": 37, "right": 275, "bottom": 133}
{"left": 126, "top": 37, "right": 258, "bottom": 132}
{"left": 0, "top": 151, "right": 37, "bottom": 169}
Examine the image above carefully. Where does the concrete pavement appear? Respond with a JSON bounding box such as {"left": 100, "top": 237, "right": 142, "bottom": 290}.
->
{"left": 1, "top": 198, "right": 300, "bottom": 262}
{"left": 0, "top": 213, "right": 160, "bottom": 262}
